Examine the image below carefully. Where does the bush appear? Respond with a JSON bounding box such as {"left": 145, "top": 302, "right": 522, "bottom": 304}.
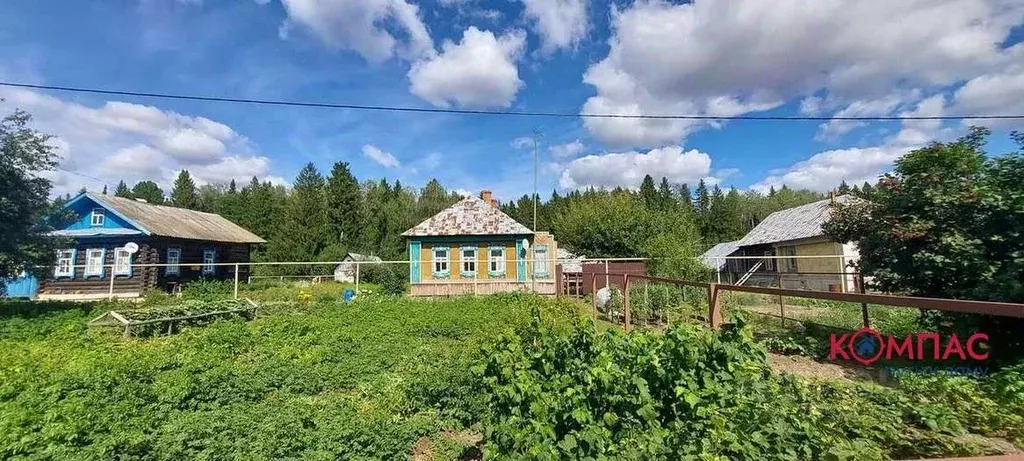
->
{"left": 179, "top": 280, "right": 234, "bottom": 301}
{"left": 474, "top": 314, "right": 1016, "bottom": 460}
{"left": 358, "top": 264, "right": 407, "bottom": 295}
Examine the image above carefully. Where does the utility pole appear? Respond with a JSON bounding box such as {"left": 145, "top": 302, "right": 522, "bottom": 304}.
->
{"left": 532, "top": 129, "right": 541, "bottom": 231}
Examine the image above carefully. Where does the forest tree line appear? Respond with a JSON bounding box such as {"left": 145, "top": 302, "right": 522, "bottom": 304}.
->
{"left": 59, "top": 160, "right": 870, "bottom": 277}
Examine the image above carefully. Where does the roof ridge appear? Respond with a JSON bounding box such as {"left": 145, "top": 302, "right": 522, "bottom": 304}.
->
{"left": 100, "top": 194, "right": 224, "bottom": 217}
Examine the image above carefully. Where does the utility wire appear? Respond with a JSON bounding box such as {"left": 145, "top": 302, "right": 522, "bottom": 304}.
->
{"left": 4, "top": 81, "right": 1024, "bottom": 121}
{"left": 56, "top": 167, "right": 106, "bottom": 185}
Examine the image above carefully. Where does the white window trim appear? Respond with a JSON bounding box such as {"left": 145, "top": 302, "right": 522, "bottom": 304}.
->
{"left": 166, "top": 248, "right": 181, "bottom": 276}
{"left": 84, "top": 248, "right": 105, "bottom": 278}
{"left": 460, "top": 246, "right": 477, "bottom": 277}
{"left": 533, "top": 245, "right": 550, "bottom": 277}
{"left": 488, "top": 246, "right": 506, "bottom": 277}
{"left": 113, "top": 247, "right": 132, "bottom": 277}
{"left": 202, "top": 249, "right": 216, "bottom": 275}
{"left": 90, "top": 208, "right": 105, "bottom": 227}
{"left": 763, "top": 250, "right": 775, "bottom": 272}
{"left": 55, "top": 249, "right": 75, "bottom": 278}
{"left": 432, "top": 246, "right": 450, "bottom": 278}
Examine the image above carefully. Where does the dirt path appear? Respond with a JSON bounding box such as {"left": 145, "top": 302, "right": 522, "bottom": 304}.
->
{"left": 768, "top": 352, "right": 882, "bottom": 382}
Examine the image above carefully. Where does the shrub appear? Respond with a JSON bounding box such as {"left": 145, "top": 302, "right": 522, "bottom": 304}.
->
{"left": 179, "top": 280, "right": 234, "bottom": 301}
{"left": 359, "top": 264, "right": 407, "bottom": 295}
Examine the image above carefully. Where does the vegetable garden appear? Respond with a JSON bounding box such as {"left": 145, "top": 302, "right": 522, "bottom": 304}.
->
{"left": 1, "top": 283, "right": 1022, "bottom": 460}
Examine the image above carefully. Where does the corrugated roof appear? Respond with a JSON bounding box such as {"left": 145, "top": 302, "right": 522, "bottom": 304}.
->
{"left": 699, "top": 240, "right": 740, "bottom": 270}
{"left": 88, "top": 193, "right": 266, "bottom": 244}
{"left": 50, "top": 228, "right": 145, "bottom": 237}
{"left": 345, "top": 253, "right": 382, "bottom": 262}
{"left": 402, "top": 196, "right": 533, "bottom": 237}
{"left": 737, "top": 195, "right": 854, "bottom": 247}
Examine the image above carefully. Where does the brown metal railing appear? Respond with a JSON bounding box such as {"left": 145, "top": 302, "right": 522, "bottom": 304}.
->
{"left": 590, "top": 272, "right": 1024, "bottom": 332}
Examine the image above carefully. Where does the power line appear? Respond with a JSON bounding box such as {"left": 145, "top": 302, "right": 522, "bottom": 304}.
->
{"left": 56, "top": 167, "right": 106, "bottom": 185}
{"left": 4, "top": 81, "right": 1024, "bottom": 121}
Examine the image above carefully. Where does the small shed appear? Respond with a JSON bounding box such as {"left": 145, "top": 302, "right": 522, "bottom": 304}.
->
{"left": 334, "top": 253, "right": 382, "bottom": 282}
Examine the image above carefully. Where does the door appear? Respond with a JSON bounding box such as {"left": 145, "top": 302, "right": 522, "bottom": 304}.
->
{"left": 3, "top": 273, "right": 39, "bottom": 298}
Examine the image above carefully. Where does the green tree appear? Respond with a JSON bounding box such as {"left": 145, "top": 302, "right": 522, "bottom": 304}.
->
{"left": 325, "top": 161, "right": 363, "bottom": 250}
{"left": 170, "top": 170, "right": 198, "bottom": 209}
{"left": 114, "top": 180, "right": 132, "bottom": 198}
{"left": 196, "top": 184, "right": 222, "bottom": 213}
{"left": 677, "top": 183, "right": 694, "bottom": 214}
{"left": 414, "top": 178, "right": 456, "bottom": 224}
{"left": 837, "top": 180, "right": 851, "bottom": 195}
{"left": 131, "top": 180, "right": 165, "bottom": 204}
{"left": 639, "top": 174, "right": 658, "bottom": 209}
{"left": 824, "top": 127, "right": 1024, "bottom": 358}
{"left": 101, "top": 184, "right": 108, "bottom": 195}
{"left": 657, "top": 177, "right": 674, "bottom": 211}
{"left": 0, "top": 109, "right": 61, "bottom": 283}
{"left": 268, "top": 163, "right": 329, "bottom": 273}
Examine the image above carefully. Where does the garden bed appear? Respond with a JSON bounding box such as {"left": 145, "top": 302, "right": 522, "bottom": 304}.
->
{"left": 88, "top": 298, "right": 258, "bottom": 337}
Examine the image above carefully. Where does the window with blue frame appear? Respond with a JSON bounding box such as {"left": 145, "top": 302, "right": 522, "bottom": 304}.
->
{"left": 533, "top": 245, "right": 549, "bottom": 277}
{"left": 166, "top": 248, "right": 181, "bottom": 275}
{"left": 432, "top": 246, "right": 450, "bottom": 278}
{"left": 113, "top": 247, "right": 132, "bottom": 277}
{"left": 460, "top": 246, "right": 477, "bottom": 277}
{"left": 488, "top": 246, "right": 506, "bottom": 277}
{"left": 90, "top": 208, "right": 105, "bottom": 226}
{"left": 55, "top": 249, "right": 75, "bottom": 278}
{"left": 202, "top": 249, "right": 216, "bottom": 275}
{"left": 84, "top": 248, "right": 105, "bottom": 278}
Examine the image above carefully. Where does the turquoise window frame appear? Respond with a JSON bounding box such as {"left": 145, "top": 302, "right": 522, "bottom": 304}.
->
{"left": 432, "top": 246, "right": 451, "bottom": 279}
{"left": 533, "top": 244, "right": 550, "bottom": 278}
{"left": 459, "top": 246, "right": 478, "bottom": 278}
{"left": 113, "top": 247, "right": 133, "bottom": 277}
{"left": 54, "top": 248, "right": 76, "bottom": 279}
{"left": 166, "top": 247, "right": 181, "bottom": 276}
{"left": 487, "top": 246, "right": 506, "bottom": 278}
{"left": 84, "top": 248, "right": 106, "bottom": 278}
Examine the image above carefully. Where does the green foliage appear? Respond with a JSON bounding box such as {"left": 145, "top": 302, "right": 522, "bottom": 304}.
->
{"left": 0, "top": 109, "right": 61, "bottom": 283}
{"left": 358, "top": 263, "right": 407, "bottom": 295}
{"left": 131, "top": 180, "right": 165, "bottom": 204}
{"left": 325, "top": 161, "right": 363, "bottom": 250}
{"left": 825, "top": 127, "right": 1024, "bottom": 360}
{"left": 476, "top": 316, "right": 1024, "bottom": 460}
{"left": 267, "top": 163, "right": 330, "bottom": 274}
{"left": 0, "top": 294, "right": 574, "bottom": 459}
{"left": 170, "top": 169, "right": 199, "bottom": 209}
{"left": 113, "top": 179, "right": 132, "bottom": 198}
{"left": 179, "top": 279, "right": 235, "bottom": 301}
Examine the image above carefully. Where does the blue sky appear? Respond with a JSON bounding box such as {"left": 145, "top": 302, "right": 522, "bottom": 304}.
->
{"left": 1, "top": 0, "right": 1022, "bottom": 200}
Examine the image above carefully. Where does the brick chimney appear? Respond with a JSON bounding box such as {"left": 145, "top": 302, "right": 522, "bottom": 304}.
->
{"left": 479, "top": 190, "right": 497, "bottom": 208}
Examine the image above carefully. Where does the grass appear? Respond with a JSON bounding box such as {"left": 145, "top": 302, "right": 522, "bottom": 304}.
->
{"left": 0, "top": 287, "right": 578, "bottom": 460}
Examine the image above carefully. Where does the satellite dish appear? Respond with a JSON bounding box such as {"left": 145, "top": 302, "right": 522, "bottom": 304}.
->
{"left": 124, "top": 242, "right": 139, "bottom": 254}
{"left": 521, "top": 238, "right": 529, "bottom": 250}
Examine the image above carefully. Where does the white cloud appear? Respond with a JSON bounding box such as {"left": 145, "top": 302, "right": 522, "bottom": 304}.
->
{"left": 361, "top": 144, "right": 401, "bottom": 168}
{"left": 949, "top": 63, "right": 1024, "bottom": 130}
{"left": 277, "top": 0, "right": 434, "bottom": 63}
{"left": 452, "top": 188, "right": 473, "bottom": 198}
{"left": 510, "top": 136, "right": 534, "bottom": 149}
{"left": 520, "top": 0, "right": 589, "bottom": 54}
{"left": 0, "top": 86, "right": 277, "bottom": 196}
{"left": 559, "top": 146, "right": 715, "bottom": 190}
{"left": 751, "top": 95, "right": 951, "bottom": 192}
{"left": 549, "top": 139, "right": 585, "bottom": 159}
{"left": 408, "top": 27, "right": 526, "bottom": 108}
{"left": 583, "top": 0, "right": 1024, "bottom": 147}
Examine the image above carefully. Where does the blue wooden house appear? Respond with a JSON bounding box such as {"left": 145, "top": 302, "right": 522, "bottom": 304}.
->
{"left": 26, "top": 192, "right": 265, "bottom": 300}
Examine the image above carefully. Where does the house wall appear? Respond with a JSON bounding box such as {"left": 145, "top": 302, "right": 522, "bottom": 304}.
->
{"left": 39, "top": 237, "right": 252, "bottom": 299}
{"left": 407, "top": 234, "right": 558, "bottom": 296}
{"left": 792, "top": 241, "right": 845, "bottom": 273}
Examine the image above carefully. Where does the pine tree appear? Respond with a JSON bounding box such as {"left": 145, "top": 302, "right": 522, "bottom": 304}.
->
{"left": 837, "top": 180, "right": 851, "bottom": 195}
{"left": 325, "top": 161, "right": 363, "bottom": 251}
{"left": 114, "top": 180, "right": 132, "bottom": 198}
{"left": 415, "top": 178, "right": 454, "bottom": 224}
{"left": 170, "top": 170, "right": 198, "bottom": 209}
{"left": 101, "top": 185, "right": 108, "bottom": 195}
{"left": 639, "top": 174, "right": 658, "bottom": 209}
{"left": 657, "top": 177, "right": 674, "bottom": 211}
{"left": 131, "top": 181, "right": 165, "bottom": 204}
{"left": 678, "top": 183, "right": 694, "bottom": 213}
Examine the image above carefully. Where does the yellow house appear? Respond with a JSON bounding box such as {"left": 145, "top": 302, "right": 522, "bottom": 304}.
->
{"left": 702, "top": 195, "right": 861, "bottom": 292}
{"left": 402, "top": 190, "right": 558, "bottom": 297}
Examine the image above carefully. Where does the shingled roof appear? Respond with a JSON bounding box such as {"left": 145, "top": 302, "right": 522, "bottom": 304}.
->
{"left": 402, "top": 196, "right": 533, "bottom": 237}
{"left": 737, "top": 195, "right": 854, "bottom": 247}
{"left": 63, "top": 193, "right": 266, "bottom": 244}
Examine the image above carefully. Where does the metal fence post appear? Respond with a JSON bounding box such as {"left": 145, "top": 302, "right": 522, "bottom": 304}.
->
{"left": 355, "top": 262, "right": 360, "bottom": 294}
{"left": 604, "top": 259, "right": 609, "bottom": 290}
{"left": 708, "top": 283, "right": 723, "bottom": 330}
{"left": 623, "top": 274, "right": 631, "bottom": 332}
{"left": 716, "top": 257, "right": 722, "bottom": 284}
{"left": 233, "top": 263, "right": 240, "bottom": 300}
{"left": 859, "top": 271, "right": 870, "bottom": 328}
{"left": 591, "top": 273, "right": 598, "bottom": 320}
{"left": 777, "top": 272, "right": 785, "bottom": 326}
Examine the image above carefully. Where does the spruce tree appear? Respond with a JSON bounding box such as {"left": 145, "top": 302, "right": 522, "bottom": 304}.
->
{"left": 114, "top": 180, "right": 132, "bottom": 198}
{"left": 657, "top": 177, "right": 674, "bottom": 211}
{"left": 170, "top": 170, "right": 198, "bottom": 209}
{"left": 325, "top": 161, "right": 363, "bottom": 251}
{"left": 639, "top": 174, "right": 658, "bottom": 209}
{"left": 101, "top": 185, "right": 108, "bottom": 195}
{"left": 678, "top": 183, "right": 694, "bottom": 213}
{"left": 270, "top": 163, "right": 328, "bottom": 272}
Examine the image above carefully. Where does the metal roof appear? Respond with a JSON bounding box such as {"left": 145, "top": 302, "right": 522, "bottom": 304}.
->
{"left": 83, "top": 193, "right": 266, "bottom": 244}
{"left": 344, "top": 253, "right": 382, "bottom": 262}
{"left": 402, "top": 196, "right": 533, "bottom": 237}
{"left": 699, "top": 240, "right": 740, "bottom": 269}
{"left": 49, "top": 228, "right": 145, "bottom": 237}
{"left": 737, "top": 195, "right": 854, "bottom": 247}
